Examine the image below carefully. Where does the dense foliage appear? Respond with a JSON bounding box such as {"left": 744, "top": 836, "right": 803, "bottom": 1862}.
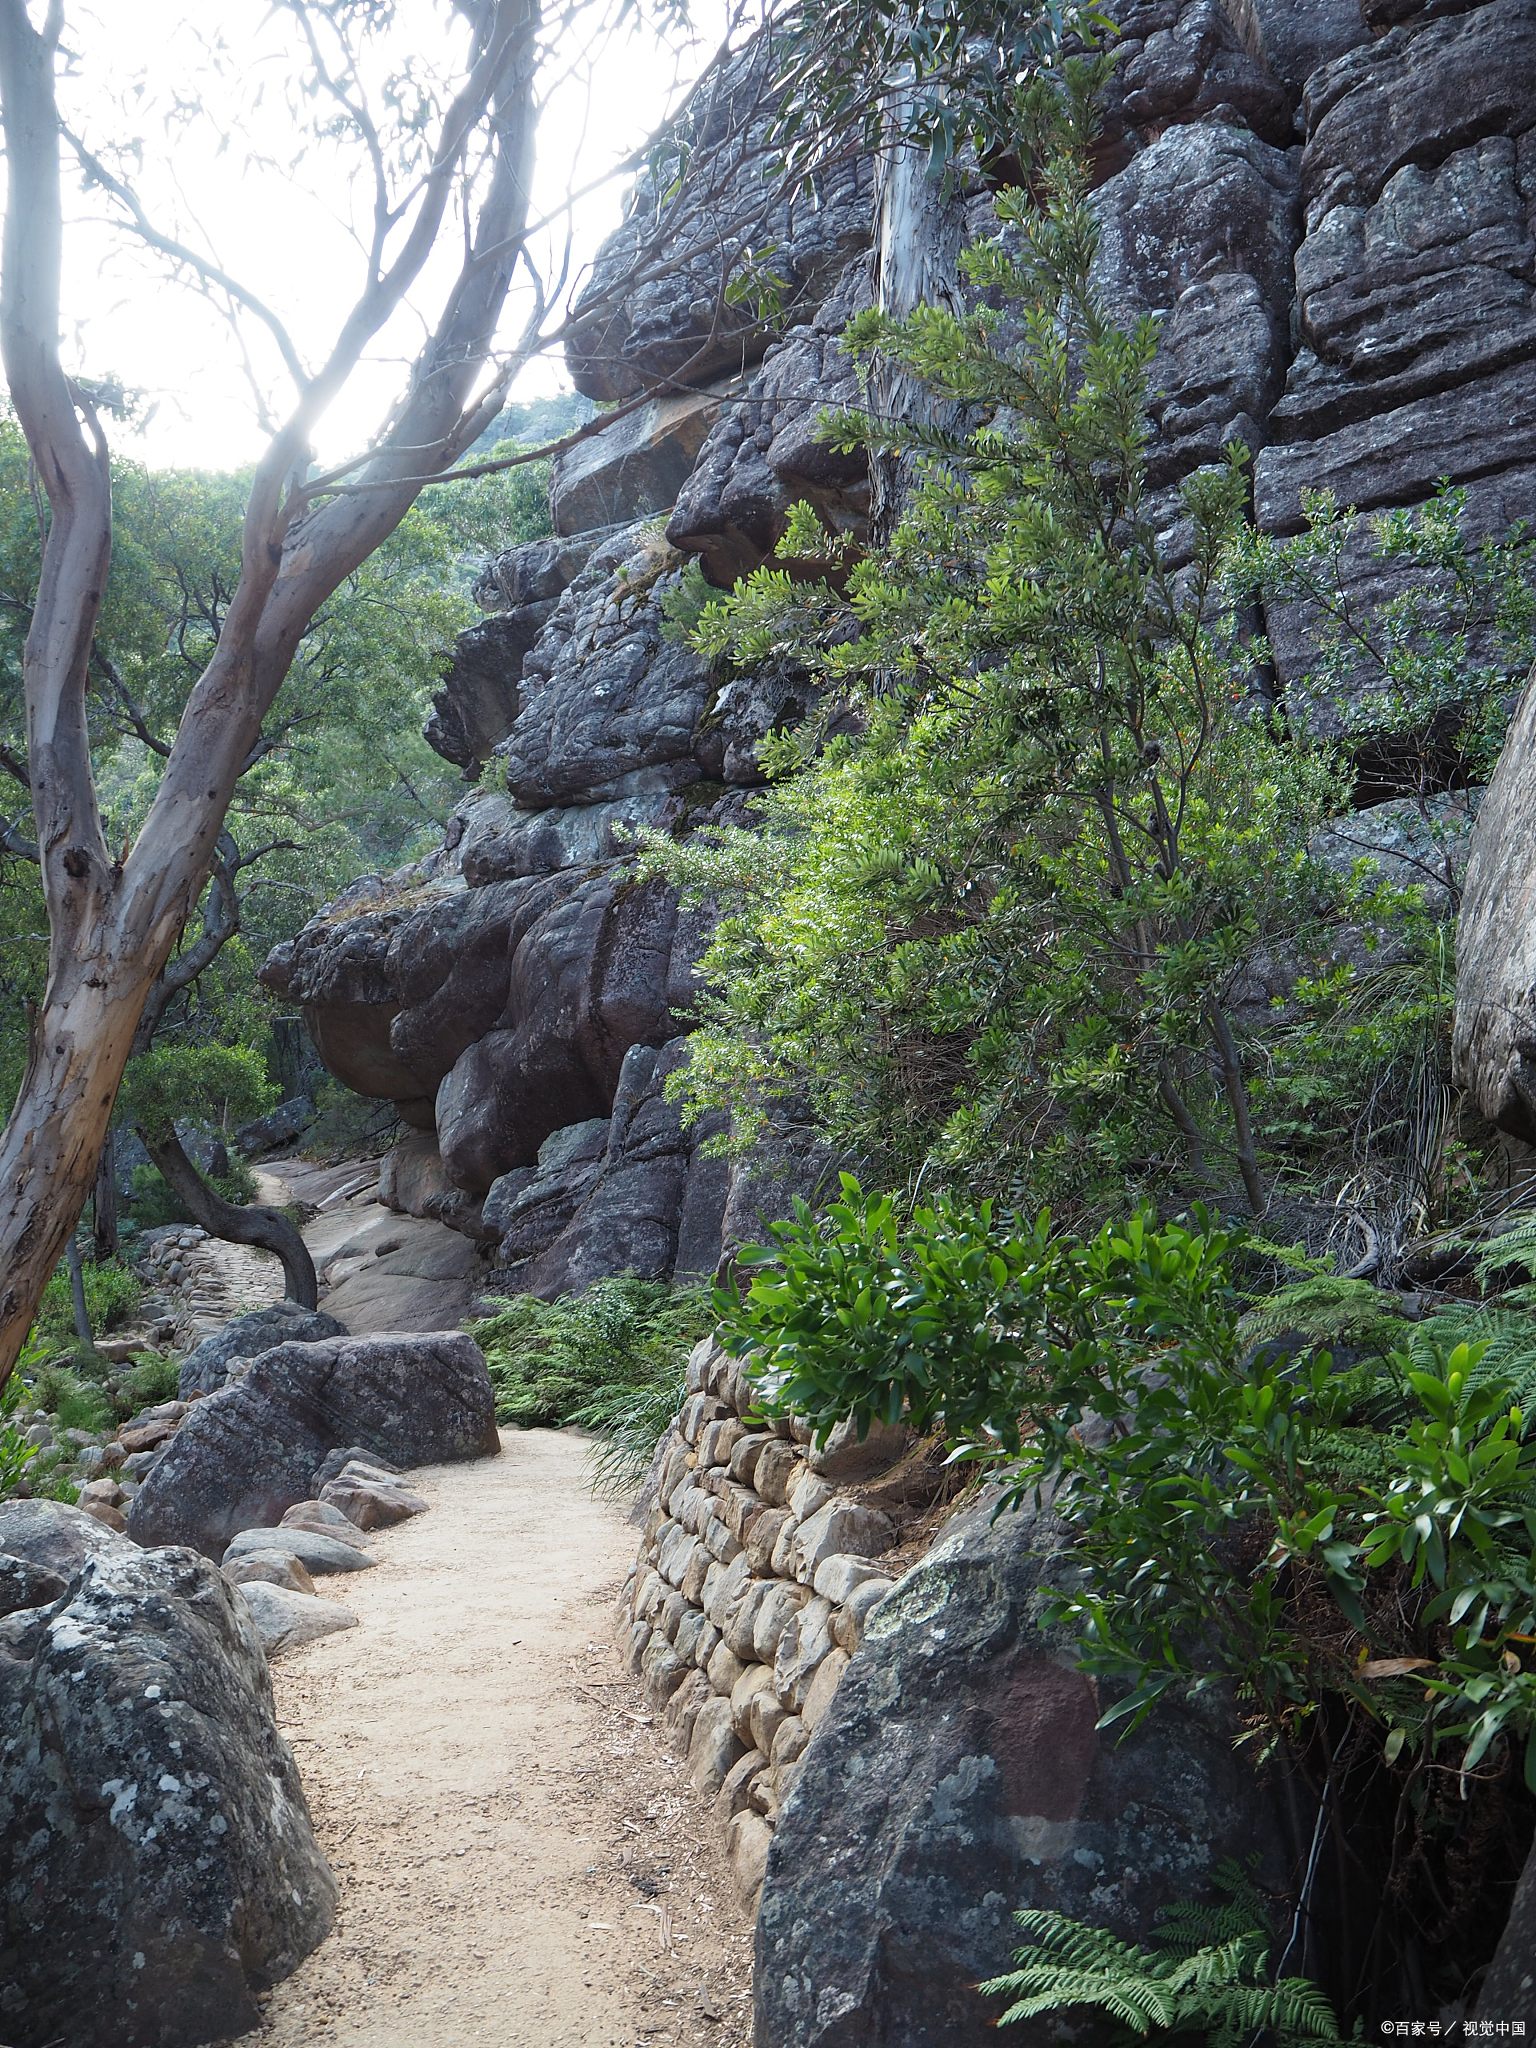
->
{"left": 0, "top": 403, "right": 554, "bottom": 1124}
{"left": 647, "top": 67, "right": 1534, "bottom": 1253}
{"left": 467, "top": 1281, "right": 711, "bottom": 1470}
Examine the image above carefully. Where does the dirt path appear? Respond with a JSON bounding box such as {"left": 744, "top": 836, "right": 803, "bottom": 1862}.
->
{"left": 252, "top": 1428, "right": 754, "bottom": 2048}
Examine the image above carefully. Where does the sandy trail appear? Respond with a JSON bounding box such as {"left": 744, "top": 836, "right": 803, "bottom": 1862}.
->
{"left": 253, "top": 1427, "right": 753, "bottom": 2048}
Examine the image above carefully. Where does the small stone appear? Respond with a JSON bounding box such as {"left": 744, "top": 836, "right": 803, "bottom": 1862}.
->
{"left": 78, "top": 1478, "right": 125, "bottom": 1508}
{"left": 728, "top": 1432, "right": 774, "bottom": 1486}
{"left": 664, "top": 1669, "right": 712, "bottom": 1753}
{"left": 725, "top": 1809, "right": 773, "bottom": 1913}
{"left": 633, "top": 1568, "right": 664, "bottom": 1621}
{"left": 21, "top": 1423, "right": 52, "bottom": 1449}
{"left": 721, "top": 1578, "right": 775, "bottom": 1662}
{"left": 222, "top": 1527, "right": 376, "bottom": 1575}
{"left": 74, "top": 1447, "right": 107, "bottom": 1480}
{"left": 686, "top": 1696, "right": 746, "bottom": 1798}
{"left": 774, "top": 1596, "right": 835, "bottom": 1712}
{"left": 833, "top": 1574, "right": 894, "bottom": 1651}
{"left": 319, "top": 1480, "right": 428, "bottom": 1530}
{"left": 702, "top": 1517, "right": 742, "bottom": 1565}
{"left": 801, "top": 1646, "right": 850, "bottom": 1730}
{"left": 786, "top": 1468, "right": 834, "bottom": 1523}
{"left": 749, "top": 1688, "right": 788, "bottom": 1757}
{"left": 744, "top": 1506, "right": 792, "bottom": 1572}
{"left": 223, "top": 1553, "right": 318, "bottom": 1596}
{"left": 674, "top": 1607, "right": 711, "bottom": 1665}
{"left": 753, "top": 1439, "right": 800, "bottom": 1508}
{"left": 641, "top": 1632, "right": 689, "bottom": 1702}
{"left": 770, "top": 1714, "right": 809, "bottom": 1766}
{"left": 279, "top": 1505, "right": 373, "bottom": 1553}
{"left": 121, "top": 1449, "right": 162, "bottom": 1479}
{"left": 769, "top": 1516, "right": 800, "bottom": 1576}
{"left": 707, "top": 1640, "right": 747, "bottom": 1697}
{"left": 714, "top": 1746, "right": 768, "bottom": 1823}
{"left": 658, "top": 1588, "right": 687, "bottom": 1642}
{"left": 692, "top": 1619, "right": 722, "bottom": 1669}
{"left": 790, "top": 1500, "right": 896, "bottom": 1584}
{"left": 236, "top": 1581, "right": 358, "bottom": 1657}
{"left": 752, "top": 1580, "right": 812, "bottom": 1663}
{"left": 118, "top": 1419, "right": 176, "bottom": 1456}
{"left": 806, "top": 1413, "right": 915, "bottom": 1482}
{"left": 622, "top": 1620, "right": 653, "bottom": 1674}
{"left": 813, "top": 1555, "right": 893, "bottom": 1605}
{"left": 729, "top": 1662, "right": 777, "bottom": 1744}
{"left": 681, "top": 1545, "right": 712, "bottom": 1604}
{"left": 76, "top": 1499, "right": 128, "bottom": 1533}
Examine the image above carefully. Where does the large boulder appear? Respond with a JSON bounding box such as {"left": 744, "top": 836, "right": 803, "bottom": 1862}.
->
{"left": 0, "top": 1531, "right": 334, "bottom": 2048}
{"left": 1253, "top": 0, "right": 1536, "bottom": 719}
{"left": 0, "top": 1498, "right": 135, "bottom": 1579}
{"left": 127, "top": 1332, "right": 500, "bottom": 1559}
{"left": 549, "top": 381, "right": 732, "bottom": 537}
{"left": 564, "top": 37, "right": 872, "bottom": 403}
{"left": 755, "top": 1490, "right": 1292, "bottom": 2047}
{"left": 179, "top": 1302, "right": 349, "bottom": 1399}
{"left": 666, "top": 259, "right": 873, "bottom": 586}
{"left": 495, "top": 525, "right": 714, "bottom": 810}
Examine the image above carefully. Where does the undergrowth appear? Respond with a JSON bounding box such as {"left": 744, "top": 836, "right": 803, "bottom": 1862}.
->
{"left": 466, "top": 1280, "right": 710, "bottom": 1478}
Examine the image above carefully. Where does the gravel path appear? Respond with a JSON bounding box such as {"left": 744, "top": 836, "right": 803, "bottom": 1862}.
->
{"left": 251, "top": 1428, "right": 754, "bottom": 2048}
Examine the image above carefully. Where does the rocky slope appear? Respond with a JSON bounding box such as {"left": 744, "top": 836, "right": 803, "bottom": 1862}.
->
{"left": 266, "top": 0, "right": 1536, "bottom": 1294}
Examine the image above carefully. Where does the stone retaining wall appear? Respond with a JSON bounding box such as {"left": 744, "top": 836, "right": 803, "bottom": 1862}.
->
{"left": 615, "top": 1333, "right": 929, "bottom": 1914}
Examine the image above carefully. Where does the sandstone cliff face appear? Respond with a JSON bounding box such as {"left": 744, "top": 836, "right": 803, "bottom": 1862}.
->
{"left": 268, "top": 0, "right": 1536, "bottom": 1284}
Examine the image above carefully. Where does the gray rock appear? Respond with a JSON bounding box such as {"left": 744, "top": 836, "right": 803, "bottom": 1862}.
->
{"left": 0, "top": 1543, "right": 334, "bottom": 2048}
{"left": 222, "top": 1552, "right": 317, "bottom": 1596}
{"left": 755, "top": 1490, "right": 1291, "bottom": 2047}
{"left": 0, "top": 1551, "right": 68, "bottom": 1619}
{"left": 1310, "top": 792, "right": 1477, "bottom": 921}
{"left": 667, "top": 259, "right": 874, "bottom": 586}
{"left": 234, "top": 1581, "right": 360, "bottom": 1656}
{"left": 1090, "top": 123, "right": 1301, "bottom": 489}
{"left": 495, "top": 529, "right": 713, "bottom": 810}
{"left": 223, "top": 1527, "right": 378, "bottom": 1576}
{"left": 550, "top": 381, "right": 731, "bottom": 536}
{"left": 233, "top": 1095, "right": 315, "bottom": 1156}
{"left": 424, "top": 608, "right": 549, "bottom": 772}
{"left": 565, "top": 39, "right": 872, "bottom": 403}
{"left": 805, "top": 1413, "right": 915, "bottom": 1483}
{"left": 1096, "top": 0, "right": 1292, "bottom": 155}
{"left": 458, "top": 788, "right": 677, "bottom": 883}
{"left": 128, "top": 1333, "right": 499, "bottom": 1559}
{"left": 0, "top": 1499, "right": 134, "bottom": 1580}
{"left": 312, "top": 1442, "right": 402, "bottom": 1488}
{"left": 1455, "top": 679, "right": 1536, "bottom": 1140}
{"left": 179, "top": 1303, "right": 349, "bottom": 1399}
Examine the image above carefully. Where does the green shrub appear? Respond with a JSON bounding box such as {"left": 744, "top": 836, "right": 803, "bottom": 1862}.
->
{"left": 33, "top": 1254, "right": 144, "bottom": 1350}
{"left": 125, "top": 1352, "right": 181, "bottom": 1410}
{"left": 119, "top": 1042, "right": 276, "bottom": 1146}
{"left": 23, "top": 1362, "right": 114, "bottom": 1436}
{"left": 572, "top": 1366, "right": 691, "bottom": 1497}
{"left": 468, "top": 1280, "right": 710, "bottom": 1446}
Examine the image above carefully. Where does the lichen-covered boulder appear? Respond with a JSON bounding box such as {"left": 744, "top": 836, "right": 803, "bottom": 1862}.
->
{"left": 0, "top": 1533, "right": 334, "bottom": 2048}
{"left": 755, "top": 1490, "right": 1292, "bottom": 2047}
{"left": 128, "top": 1333, "right": 500, "bottom": 1559}
{"left": 178, "top": 1302, "right": 349, "bottom": 1399}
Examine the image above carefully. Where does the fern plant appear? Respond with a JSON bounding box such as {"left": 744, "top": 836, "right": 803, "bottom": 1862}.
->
{"left": 980, "top": 1863, "right": 1342, "bottom": 2045}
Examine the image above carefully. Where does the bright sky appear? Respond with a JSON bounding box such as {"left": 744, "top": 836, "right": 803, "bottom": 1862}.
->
{"left": 40, "top": 0, "right": 730, "bottom": 472}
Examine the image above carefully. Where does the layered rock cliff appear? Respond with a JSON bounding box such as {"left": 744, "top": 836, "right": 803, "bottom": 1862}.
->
{"left": 266, "top": 0, "right": 1536, "bottom": 1293}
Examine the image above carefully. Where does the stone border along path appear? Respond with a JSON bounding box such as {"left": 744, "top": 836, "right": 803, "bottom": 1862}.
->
{"left": 161, "top": 1158, "right": 755, "bottom": 2045}
{"left": 249, "top": 1429, "right": 754, "bottom": 2048}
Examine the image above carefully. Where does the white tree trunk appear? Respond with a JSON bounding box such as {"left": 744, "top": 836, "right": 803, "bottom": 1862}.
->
{"left": 1451, "top": 663, "right": 1536, "bottom": 1141}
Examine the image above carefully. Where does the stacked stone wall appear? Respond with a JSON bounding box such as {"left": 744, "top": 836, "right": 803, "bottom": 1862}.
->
{"left": 615, "top": 1333, "right": 931, "bottom": 1914}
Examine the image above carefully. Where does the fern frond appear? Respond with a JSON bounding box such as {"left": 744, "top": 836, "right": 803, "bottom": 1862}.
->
{"left": 1475, "top": 1211, "right": 1536, "bottom": 1285}
{"left": 1238, "top": 1276, "right": 1408, "bottom": 1354}
{"left": 981, "top": 1969, "right": 1175, "bottom": 2033}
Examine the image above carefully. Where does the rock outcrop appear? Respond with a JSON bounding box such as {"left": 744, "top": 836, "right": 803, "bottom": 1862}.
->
{"left": 127, "top": 1332, "right": 499, "bottom": 1558}
{"left": 270, "top": 0, "right": 1536, "bottom": 1295}
{"left": 754, "top": 1489, "right": 1292, "bottom": 2047}
{"left": 0, "top": 1526, "right": 334, "bottom": 2048}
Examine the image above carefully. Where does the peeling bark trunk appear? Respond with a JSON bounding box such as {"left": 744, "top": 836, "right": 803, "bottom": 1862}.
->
{"left": 92, "top": 1128, "right": 118, "bottom": 1260}
{"left": 0, "top": 0, "right": 540, "bottom": 1385}
{"left": 1451, "top": 662, "right": 1536, "bottom": 1140}
{"left": 140, "top": 1130, "right": 318, "bottom": 1310}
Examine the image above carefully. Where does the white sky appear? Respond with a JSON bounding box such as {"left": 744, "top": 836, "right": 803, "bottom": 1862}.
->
{"left": 39, "top": 0, "right": 730, "bottom": 471}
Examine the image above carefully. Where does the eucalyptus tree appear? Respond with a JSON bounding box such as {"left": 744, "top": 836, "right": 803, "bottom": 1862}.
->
{"left": 0, "top": 0, "right": 789, "bottom": 1380}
